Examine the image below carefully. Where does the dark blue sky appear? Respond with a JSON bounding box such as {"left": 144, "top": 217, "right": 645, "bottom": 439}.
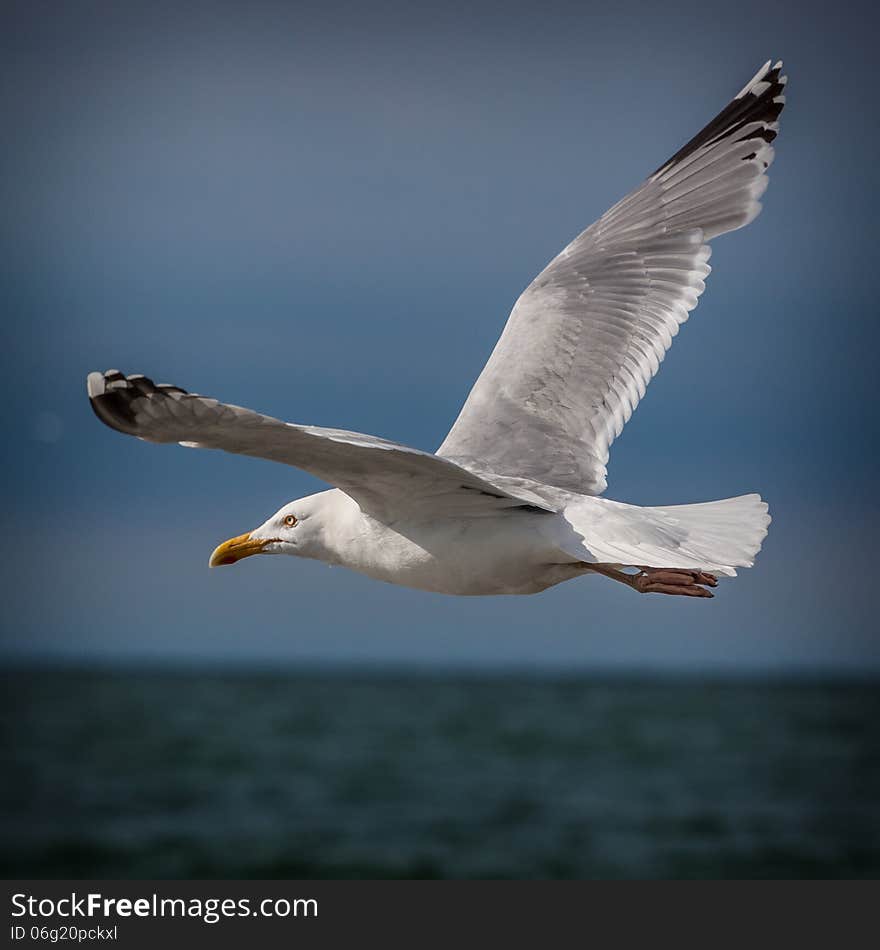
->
{"left": 2, "top": 0, "right": 877, "bottom": 671}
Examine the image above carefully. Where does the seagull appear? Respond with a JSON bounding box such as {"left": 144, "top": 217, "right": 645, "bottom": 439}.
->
{"left": 88, "top": 60, "right": 785, "bottom": 599}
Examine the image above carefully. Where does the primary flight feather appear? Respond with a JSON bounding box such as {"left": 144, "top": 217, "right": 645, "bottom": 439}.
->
{"left": 87, "top": 60, "right": 785, "bottom": 599}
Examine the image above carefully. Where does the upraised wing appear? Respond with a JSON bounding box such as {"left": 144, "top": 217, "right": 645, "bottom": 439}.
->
{"left": 438, "top": 60, "right": 786, "bottom": 494}
{"left": 87, "top": 370, "right": 554, "bottom": 521}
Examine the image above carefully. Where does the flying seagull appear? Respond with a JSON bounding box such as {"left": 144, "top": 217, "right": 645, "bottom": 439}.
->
{"left": 88, "top": 60, "right": 785, "bottom": 599}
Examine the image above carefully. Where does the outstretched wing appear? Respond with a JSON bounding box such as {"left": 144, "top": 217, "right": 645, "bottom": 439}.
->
{"left": 87, "top": 370, "right": 554, "bottom": 521}
{"left": 438, "top": 60, "right": 786, "bottom": 494}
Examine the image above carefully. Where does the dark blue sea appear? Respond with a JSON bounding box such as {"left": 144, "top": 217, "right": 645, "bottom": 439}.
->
{"left": 2, "top": 668, "right": 878, "bottom": 878}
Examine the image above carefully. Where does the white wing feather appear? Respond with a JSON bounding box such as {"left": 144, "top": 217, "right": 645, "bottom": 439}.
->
{"left": 438, "top": 61, "right": 786, "bottom": 494}
{"left": 87, "top": 370, "right": 554, "bottom": 522}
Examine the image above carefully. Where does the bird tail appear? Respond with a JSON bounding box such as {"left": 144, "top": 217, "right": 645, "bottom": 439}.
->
{"left": 562, "top": 493, "right": 771, "bottom": 577}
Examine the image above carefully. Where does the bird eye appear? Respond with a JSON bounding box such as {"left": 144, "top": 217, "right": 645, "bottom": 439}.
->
{"left": 283, "top": 514, "right": 297, "bottom": 527}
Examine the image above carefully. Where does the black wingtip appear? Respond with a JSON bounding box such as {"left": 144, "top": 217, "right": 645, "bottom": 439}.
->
{"left": 87, "top": 371, "right": 139, "bottom": 433}
{"left": 652, "top": 59, "right": 787, "bottom": 178}
{"left": 86, "top": 369, "right": 189, "bottom": 435}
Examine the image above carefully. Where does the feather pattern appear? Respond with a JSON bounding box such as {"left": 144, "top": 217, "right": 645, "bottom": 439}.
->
{"left": 87, "top": 370, "right": 555, "bottom": 521}
{"left": 560, "top": 493, "right": 772, "bottom": 577}
{"left": 438, "top": 61, "right": 786, "bottom": 494}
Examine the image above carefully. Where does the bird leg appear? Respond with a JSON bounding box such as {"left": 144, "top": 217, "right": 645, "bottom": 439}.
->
{"left": 587, "top": 564, "right": 717, "bottom": 598}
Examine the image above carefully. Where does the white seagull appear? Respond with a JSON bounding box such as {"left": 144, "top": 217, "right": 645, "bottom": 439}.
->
{"left": 88, "top": 60, "right": 785, "bottom": 599}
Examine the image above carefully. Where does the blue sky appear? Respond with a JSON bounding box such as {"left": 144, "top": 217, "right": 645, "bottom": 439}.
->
{"left": 2, "top": 0, "right": 877, "bottom": 671}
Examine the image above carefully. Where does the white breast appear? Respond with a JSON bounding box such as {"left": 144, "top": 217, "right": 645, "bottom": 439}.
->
{"left": 319, "top": 491, "right": 580, "bottom": 595}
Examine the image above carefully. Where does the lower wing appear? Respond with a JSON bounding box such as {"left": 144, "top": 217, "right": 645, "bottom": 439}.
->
{"left": 87, "top": 370, "right": 555, "bottom": 522}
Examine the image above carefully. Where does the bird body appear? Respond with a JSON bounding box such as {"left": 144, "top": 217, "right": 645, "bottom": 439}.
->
{"left": 207, "top": 484, "right": 768, "bottom": 596}
{"left": 87, "top": 60, "right": 786, "bottom": 601}
{"left": 260, "top": 489, "right": 578, "bottom": 596}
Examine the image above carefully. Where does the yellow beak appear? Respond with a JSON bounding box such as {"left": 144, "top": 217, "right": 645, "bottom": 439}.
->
{"left": 209, "top": 532, "right": 269, "bottom": 568}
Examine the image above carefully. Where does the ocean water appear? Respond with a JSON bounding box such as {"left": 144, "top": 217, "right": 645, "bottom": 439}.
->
{"left": 2, "top": 668, "right": 878, "bottom": 879}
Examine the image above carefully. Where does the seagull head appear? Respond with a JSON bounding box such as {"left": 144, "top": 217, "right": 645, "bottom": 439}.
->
{"left": 208, "top": 491, "right": 332, "bottom": 567}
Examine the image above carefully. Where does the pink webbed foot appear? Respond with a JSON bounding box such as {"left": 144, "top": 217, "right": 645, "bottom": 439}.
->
{"left": 632, "top": 567, "right": 718, "bottom": 598}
